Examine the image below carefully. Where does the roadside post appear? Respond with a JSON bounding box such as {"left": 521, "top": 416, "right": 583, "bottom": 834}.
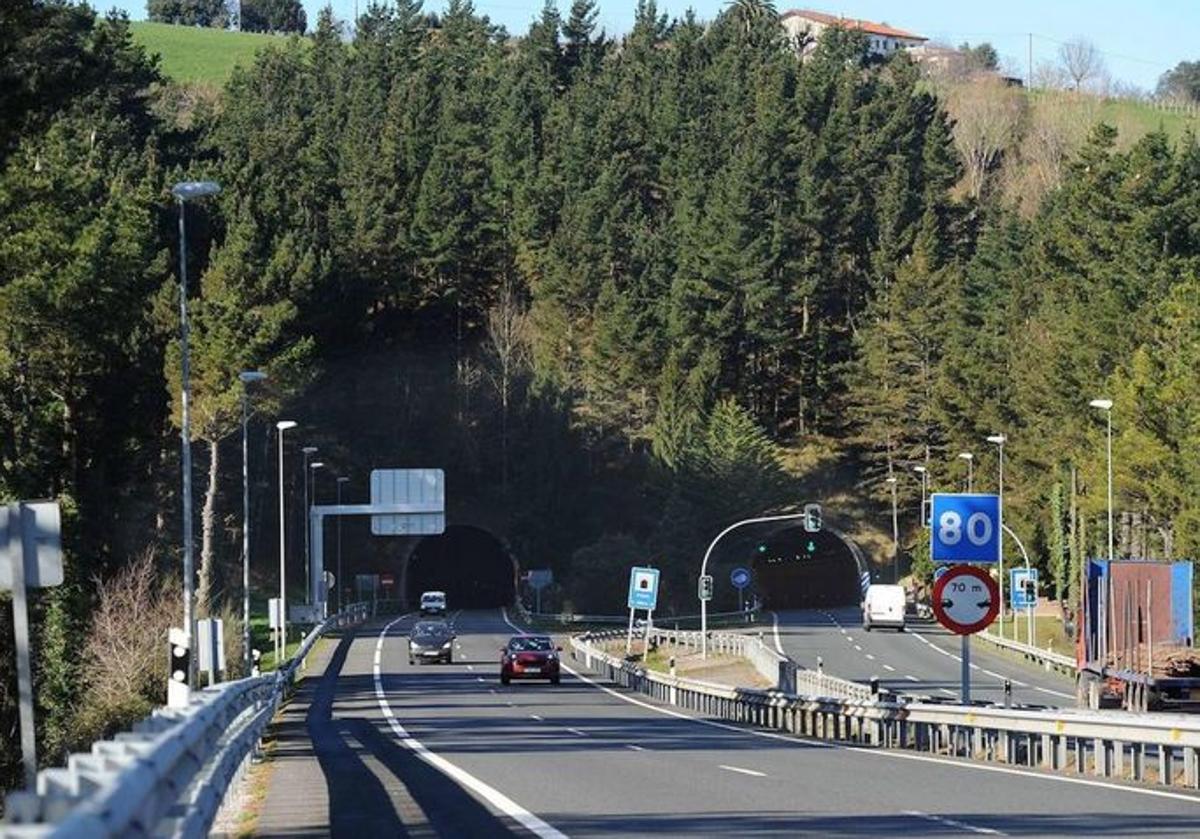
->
{"left": 1, "top": 500, "right": 64, "bottom": 789}
{"left": 930, "top": 493, "right": 1001, "bottom": 703}
{"left": 626, "top": 566, "right": 659, "bottom": 656}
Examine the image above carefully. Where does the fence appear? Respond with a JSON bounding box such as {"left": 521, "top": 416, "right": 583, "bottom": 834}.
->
{"left": 571, "top": 631, "right": 1200, "bottom": 791}
{"left": 977, "top": 630, "right": 1078, "bottom": 676}
{"left": 1, "top": 602, "right": 373, "bottom": 838}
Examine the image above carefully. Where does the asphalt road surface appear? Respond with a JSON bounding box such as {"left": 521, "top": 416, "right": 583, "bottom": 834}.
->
{"left": 267, "top": 607, "right": 1200, "bottom": 837}
{"left": 766, "top": 607, "right": 1078, "bottom": 707}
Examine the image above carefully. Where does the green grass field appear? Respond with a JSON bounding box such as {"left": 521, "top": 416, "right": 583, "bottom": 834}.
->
{"left": 131, "top": 22, "right": 291, "bottom": 85}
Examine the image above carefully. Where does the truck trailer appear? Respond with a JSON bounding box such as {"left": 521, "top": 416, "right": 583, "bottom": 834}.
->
{"left": 1077, "top": 559, "right": 1200, "bottom": 712}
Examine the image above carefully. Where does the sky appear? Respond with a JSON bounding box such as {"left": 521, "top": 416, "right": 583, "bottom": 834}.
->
{"left": 108, "top": 0, "right": 1196, "bottom": 92}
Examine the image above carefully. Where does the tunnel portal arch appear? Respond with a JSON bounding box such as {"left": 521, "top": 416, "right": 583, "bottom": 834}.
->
{"left": 752, "top": 525, "right": 868, "bottom": 609}
{"left": 403, "top": 524, "right": 518, "bottom": 609}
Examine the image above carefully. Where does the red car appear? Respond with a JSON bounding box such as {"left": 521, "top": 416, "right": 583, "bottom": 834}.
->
{"left": 500, "top": 634, "right": 562, "bottom": 685}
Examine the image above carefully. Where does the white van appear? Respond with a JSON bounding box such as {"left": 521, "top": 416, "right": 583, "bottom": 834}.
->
{"left": 862, "top": 584, "right": 905, "bottom": 631}
{"left": 420, "top": 591, "right": 447, "bottom": 615}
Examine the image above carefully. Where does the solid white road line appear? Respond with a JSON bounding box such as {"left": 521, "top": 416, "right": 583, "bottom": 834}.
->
{"left": 939, "top": 688, "right": 958, "bottom": 697}
{"left": 719, "top": 765, "right": 767, "bottom": 778}
{"left": 770, "top": 611, "right": 785, "bottom": 655}
{"left": 373, "top": 615, "right": 566, "bottom": 839}
{"left": 1035, "top": 685, "right": 1075, "bottom": 699}
{"left": 904, "top": 810, "right": 1005, "bottom": 835}
{"left": 498, "top": 609, "right": 1200, "bottom": 806}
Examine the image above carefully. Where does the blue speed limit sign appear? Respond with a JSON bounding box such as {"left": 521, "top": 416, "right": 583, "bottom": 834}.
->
{"left": 930, "top": 494, "right": 1000, "bottom": 563}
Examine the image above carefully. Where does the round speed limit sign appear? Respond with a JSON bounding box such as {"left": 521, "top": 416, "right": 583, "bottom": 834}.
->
{"left": 932, "top": 565, "right": 999, "bottom": 635}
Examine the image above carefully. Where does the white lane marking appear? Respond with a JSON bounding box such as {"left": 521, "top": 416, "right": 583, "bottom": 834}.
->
{"left": 844, "top": 636, "right": 855, "bottom": 643}
{"left": 904, "top": 810, "right": 1005, "bottom": 835}
{"left": 626, "top": 744, "right": 646, "bottom": 752}
{"left": 939, "top": 688, "right": 957, "bottom": 697}
{"left": 1035, "top": 686, "right": 1075, "bottom": 699}
{"left": 530, "top": 714, "right": 544, "bottom": 721}
{"left": 566, "top": 727, "right": 587, "bottom": 737}
{"left": 840, "top": 628, "right": 848, "bottom": 635}
{"left": 373, "top": 615, "right": 566, "bottom": 839}
{"left": 854, "top": 645, "right": 863, "bottom": 652}
{"left": 467, "top": 665, "right": 474, "bottom": 671}
{"left": 499, "top": 608, "right": 1200, "bottom": 806}
{"left": 883, "top": 664, "right": 896, "bottom": 672}
{"left": 865, "top": 654, "right": 875, "bottom": 661}
{"left": 905, "top": 675, "right": 919, "bottom": 682}
{"left": 476, "top": 677, "right": 485, "bottom": 683}
{"left": 489, "top": 689, "right": 497, "bottom": 694}
{"left": 770, "top": 611, "right": 785, "bottom": 654}
{"left": 983, "top": 669, "right": 1004, "bottom": 679}
{"left": 719, "top": 764, "right": 766, "bottom": 778}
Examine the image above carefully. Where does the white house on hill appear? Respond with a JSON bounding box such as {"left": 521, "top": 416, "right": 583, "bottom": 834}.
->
{"left": 780, "top": 9, "right": 927, "bottom": 57}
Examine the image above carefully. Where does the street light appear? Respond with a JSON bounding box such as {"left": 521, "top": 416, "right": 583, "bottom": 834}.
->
{"left": 301, "top": 446, "right": 318, "bottom": 605}
{"left": 885, "top": 475, "right": 899, "bottom": 582}
{"left": 238, "top": 370, "right": 267, "bottom": 673}
{"left": 171, "top": 179, "right": 221, "bottom": 689}
{"left": 309, "top": 461, "right": 325, "bottom": 605}
{"left": 912, "top": 465, "right": 928, "bottom": 528}
{"left": 958, "top": 452, "right": 974, "bottom": 492}
{"left": 986, "top": 434, "right": 1007, "bottom": 639}
{"left": 336, "top": 476, "right": 349, "bottom": 612}
{"left": 1090, "top": 398, "right": 1114, "bottom": 562}
{"left": 275, "top": 420, "right": 297, "bottom": 661}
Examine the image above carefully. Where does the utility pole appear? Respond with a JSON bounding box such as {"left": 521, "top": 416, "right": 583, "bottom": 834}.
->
{"left": 1028, "top": 33, "right": 1033, "bottom": 89}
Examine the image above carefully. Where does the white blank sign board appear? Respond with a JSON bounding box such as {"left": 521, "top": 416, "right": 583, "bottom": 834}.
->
{"left": 370, "top": 469, "right": 445, "bottom": 535}
{"left": 0, "top": 501, "right": 63, "bottom": 590}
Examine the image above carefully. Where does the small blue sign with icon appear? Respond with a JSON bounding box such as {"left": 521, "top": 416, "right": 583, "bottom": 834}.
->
{"left": 628, "top": 566, "right": 660, "bottom": 610}
{"left": 730, "top": 567, "right": 751, "bottom": 590}
{"left": 1011, "top": 567, "right": 1038, "bottom": 610}
{"left": 931, "top": 493, "right": 1001, "bottom": 564}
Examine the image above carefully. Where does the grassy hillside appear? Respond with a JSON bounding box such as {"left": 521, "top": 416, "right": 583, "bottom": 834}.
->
{"left": 131, "top": 22, "right": 290, "bottom": 85}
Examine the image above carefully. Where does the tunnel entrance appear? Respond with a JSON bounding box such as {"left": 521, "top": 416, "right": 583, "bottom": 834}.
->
{"left": 405, "top": 525, "right": 516, "bottom": 609}
{"left": 753, "top": 527, "right": 861, "bottom": 608}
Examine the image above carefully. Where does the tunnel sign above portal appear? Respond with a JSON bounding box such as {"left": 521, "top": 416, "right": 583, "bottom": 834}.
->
{"left": 370, "top": 469, "right": 445, "bottom": 535}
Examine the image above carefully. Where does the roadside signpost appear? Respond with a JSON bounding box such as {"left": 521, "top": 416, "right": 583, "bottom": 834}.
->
{"left": 526, "top": 568, "right": 553, "bottom": 614}
{"left": 1, "top": 500, "right": 64, "bottom": 789}
{"left": 1011, "top": 567, "right": 1039, "bottom": 645}
{"left": 730, "top": 566, "right": 751, "bottom": 615}
{"left": 930, "top": 493, "right": 1001, "bottom": 704}
{"left": 626, "top": 566, "right": 660, "bottom": 655}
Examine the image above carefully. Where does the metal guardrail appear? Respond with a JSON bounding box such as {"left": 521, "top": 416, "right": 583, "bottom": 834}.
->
{"left": 977, "top": 630, "right": 1078, "bottom": 676}
{"left": 1, "top": 602, "right": 374, "bottom": 838}
{"left": 582, "top": 626, "right": 871, "bottom": 701}
{"left": 570, "top": 633, "right": 1200, "bottom": 792}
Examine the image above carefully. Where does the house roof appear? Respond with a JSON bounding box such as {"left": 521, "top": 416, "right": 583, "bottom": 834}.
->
{"left": 780, "top": 9, "right": 927, "bottom": 42}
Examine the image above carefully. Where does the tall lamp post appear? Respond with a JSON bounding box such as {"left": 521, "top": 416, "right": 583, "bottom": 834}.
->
{"left": 238, "top": 371, "right": 267, "bottom": 673}
{"left": 1089, "top": 399, "right": 1114, "bottom": 562}
{"left": 958, "top": 452, "right": 974, "bottom": 492}
{"left": 336, "top": 476, "right": 349, "bottom": 612}
{"left": 885, "top": 475, "right": 899, "bottom": 583}
{"left": 987, "top": 434, "right": 1007, "bottom": 638}
{"left": 309, "top": 461, "right": 325, "bottom": 606}
{"left": 171, "top": 179, "right": 221, "bottom": 689}
{"left": 913, "top": 465, "right": 929, "bottom": 527}
{"left": 301, "top": 446, "right": 318, "bottom": 605}
{"left": 275, "top": 421, "right": 297, "bottom": 661}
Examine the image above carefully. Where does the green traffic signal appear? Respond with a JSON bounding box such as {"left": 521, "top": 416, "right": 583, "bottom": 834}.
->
{"left": 757, "top": 543, "right": 767, "bottom": 553}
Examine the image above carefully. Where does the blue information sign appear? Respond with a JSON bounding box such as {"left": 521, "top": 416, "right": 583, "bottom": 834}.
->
{"left": 627, "top": 566, "right": 660, "bottom": 610}
{"left": 1011, "top": 568, "right": 1038, "bottom": 610}
{"left": 930, "top": 493, "right": 1001, "bottom": 564}
{"left": 730, "top": 567, "right": 751, "bottom": 590}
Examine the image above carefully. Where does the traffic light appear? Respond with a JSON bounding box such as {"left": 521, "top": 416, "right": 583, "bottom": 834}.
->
{"left": 698, "top": 574, "right": 714, "bottom": 601}
{"left": 803, "top": 503, "right": 822, "bottom": 533}
{"left": 757, "top": 543, "right": 767, "bottom": 554}
{"left": 805, "top": 539, "right": 817, "bottom": 556}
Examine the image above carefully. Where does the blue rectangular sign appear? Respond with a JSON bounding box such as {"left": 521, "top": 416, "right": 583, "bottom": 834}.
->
{"left": 628, "top": 566, "right": 660, "bottom": 610}
{"left": 1011, "top": 568, "right": 1038, "bottom": 609}
{"left": 930, "top": 493, "right": 1001, "bottom": 564}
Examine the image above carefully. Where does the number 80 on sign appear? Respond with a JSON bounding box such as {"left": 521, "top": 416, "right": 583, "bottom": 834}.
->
{"left": 930, "top": 493, "right": 1000, "bottom": 564}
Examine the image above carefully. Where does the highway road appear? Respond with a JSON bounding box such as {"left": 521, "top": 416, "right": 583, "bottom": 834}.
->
{"left": 259, "top": 607, "right": 1200, "bottom": 837}
{"left": 766, "top": 607, "right": 1077, "bottom": 707}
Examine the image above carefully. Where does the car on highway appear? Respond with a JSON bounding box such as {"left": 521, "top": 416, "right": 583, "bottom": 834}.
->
{"left": 408, "top": 620, "right": 456, "bottom": 664}
{"left": 500, "top": 634, "right": 561, "bottom": 685}
{"left": 420, "top": 590, "right": 447, "bottom": 615}
{"left": 863, "top": 583, "right": 906, "bottom": 631}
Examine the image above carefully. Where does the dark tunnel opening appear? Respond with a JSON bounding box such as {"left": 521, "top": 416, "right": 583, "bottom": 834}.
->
{"left": 753, "top": 527, "right": 860, "bottom": 609}
{"left": 405, "top": 525, "right": 516, "bottom": 609}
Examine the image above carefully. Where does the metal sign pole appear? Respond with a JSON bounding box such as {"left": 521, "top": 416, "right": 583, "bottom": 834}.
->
{"left": 14, "top": 504, "right": 38, "bottom": 788}
{"left": 961, "top": 634, "right": 971, "bottom": 704}
{"left": 626, "top": 607, "right": 635, "bottom": 656}
{"left": 643, "top": 608, "right": 653, "bottom": 654}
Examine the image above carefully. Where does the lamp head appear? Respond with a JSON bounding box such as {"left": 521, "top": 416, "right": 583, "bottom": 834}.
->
{"left": 1090, "top": 398, "right": 1114, "bottom": 411}
{"left": 958, "top": 452, "right": 974, "bottom": 461}
{"left": 884, "top": 476, "right": 898, "bottom": 484}
{"left": 986, "top": 434, "right": 1006, "bottom": 445}
{"left": 337, "top": 476, "right": 350, "bottom": 483}
{"left": 239, "top": 370, "right": 268, "bottom": 383}
{"left": 912, "top": 465, "right": 927, "bottom": 474}
{"left": 302, "top": 446, "right": 318, "bottom": 455}
{"left": 275, "top": 420, "right": 297, "bottom": 431}
{"left": 171, "top": 180, "right": 221, "bottom": 201}
{"left": 311, "top": 461, "right": 325, "bottom": 470}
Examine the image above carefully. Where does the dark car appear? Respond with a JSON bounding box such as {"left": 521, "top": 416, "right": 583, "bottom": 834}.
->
{"left": 500, "top": 634, "right": 561, "bottom": 685}
{"left": 408, "top": 620, "right": 456, "bottom": 664}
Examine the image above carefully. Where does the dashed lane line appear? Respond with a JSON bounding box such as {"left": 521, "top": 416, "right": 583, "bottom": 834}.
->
{"left": 719, "top": 765, "right": 767, "bottom": 778}
{"left": 883, "top": 665, "right": 896, "bottom": 672}
{"left": 905, "top": 675, "right": 919, "bottom": 682}
{"left": 626, "top": 744, "right": 646, "bottom": 752}
{"left": 904, "top": 810, "right": 1005, "bottom": 836}
{"left": 565, "top": 728, "right": 587, "bottom": 737}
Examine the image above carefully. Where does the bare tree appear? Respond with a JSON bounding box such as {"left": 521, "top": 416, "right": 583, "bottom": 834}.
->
{"left": 1059, "top": 38, "right": 1105, "bottom": 92}
{"left": 943, "top": 76, "right": 1025, "bottom": 199}
{"left": 484, "top": 281, "right": 531, "bottom": 492}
